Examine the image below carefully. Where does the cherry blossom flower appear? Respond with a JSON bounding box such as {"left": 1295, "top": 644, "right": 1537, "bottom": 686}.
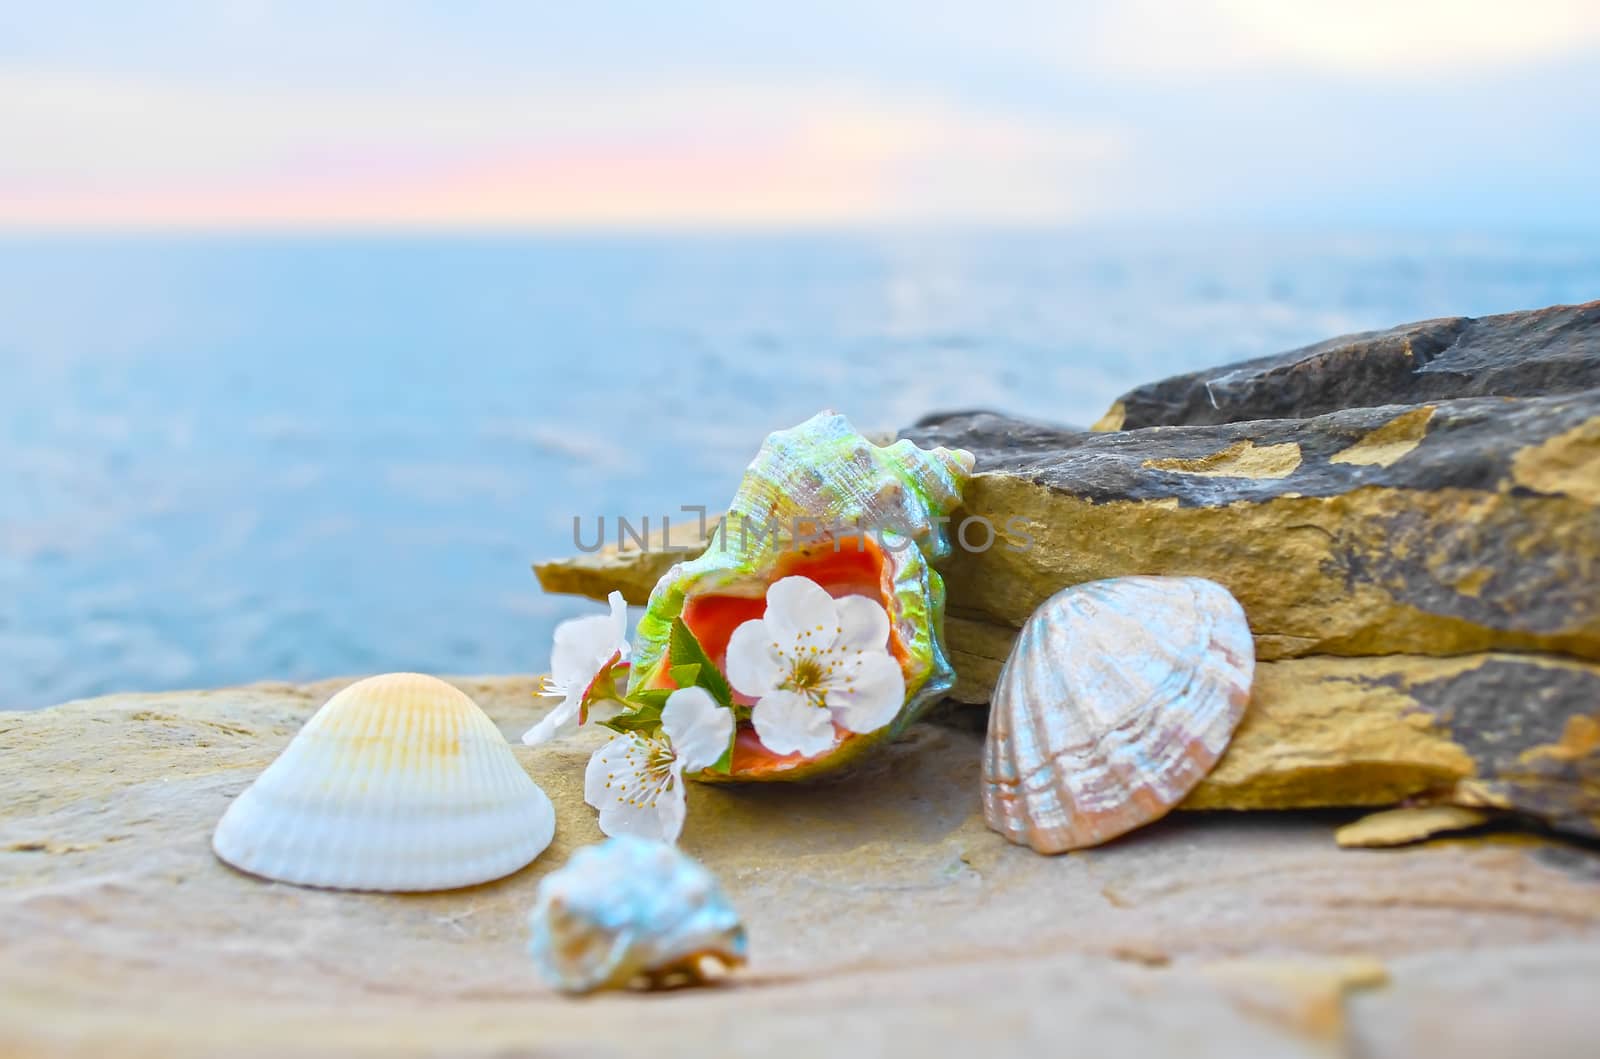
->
{"left": 723, "top": 576, "right": 905, "bottom": 758}
{"left": 522, "top": 590, "right": 629, "bottom": 746}
{"left": 583, "top": 686, "right": 733, "bottom": 843}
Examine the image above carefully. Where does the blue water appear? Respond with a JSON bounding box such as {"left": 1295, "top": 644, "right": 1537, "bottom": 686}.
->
{"left": 3, "top": 229, "right": 1598, "bottom": 709}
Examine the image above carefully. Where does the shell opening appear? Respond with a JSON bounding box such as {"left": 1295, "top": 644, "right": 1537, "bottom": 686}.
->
{"left": 649, "top": 535, "right": 910, "bottom": 778}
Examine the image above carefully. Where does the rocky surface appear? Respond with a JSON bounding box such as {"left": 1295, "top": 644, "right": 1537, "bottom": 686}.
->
{"left": 1096, "top": 299, "right": 1600, "bottom": 430}
{"left": 548, "top": 391, "right": 1600, "bottom": 665}
{"left": 1334, "top": 807, "right": 1490, "bottom": 849}
{"left": 535, "top": 514, "right": 723, "bottom": 608}
{"left": 5, "top": 678, "right": 1600, "bottom": 1058}
{"left": 905, "top": 394, "right": 1599, "bottom": 663}
{"left": 538, "top": 393, "right": 1600, "bottom": 836}
{"left": 951, "top": 648, "right": 1598, "bottom": 834}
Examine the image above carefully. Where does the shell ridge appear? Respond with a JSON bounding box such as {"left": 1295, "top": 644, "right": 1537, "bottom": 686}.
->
{"left": 982, "top": 577, "right": 1254, "bottom": 853}
{"left": 1014, "top": 619, "right": 1074, "bottom": 841}
{"left": 212, "top": 674, "right": 555, "bottom": 891}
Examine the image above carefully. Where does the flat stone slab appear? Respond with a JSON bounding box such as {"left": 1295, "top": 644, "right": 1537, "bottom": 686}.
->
{"left": 1099, "top": 299, "right": 1600, "bottom": 429}
{"left": 4, "top": 678, "right": 1600, "bottom": 1057}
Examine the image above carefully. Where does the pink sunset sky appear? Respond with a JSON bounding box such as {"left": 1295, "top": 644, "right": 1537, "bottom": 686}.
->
{"left": 3, "top": 1, "right": 1598, "bottom": 229}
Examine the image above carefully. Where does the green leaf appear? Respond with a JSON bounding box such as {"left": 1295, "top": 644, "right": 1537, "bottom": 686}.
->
{"left": 708, "top": 735, "right": 734, "bottom": 774}
{"left": 601, "top": 703, "right": 664, "bottom": 734}
{"left": 668, "top": 662, "right": 702, "bottom": 689}
{"left": 669, "top": 617, "right": 734, "bottom": 709}
{"left": 629, "top": 688, "right": 673, "bottom": 709}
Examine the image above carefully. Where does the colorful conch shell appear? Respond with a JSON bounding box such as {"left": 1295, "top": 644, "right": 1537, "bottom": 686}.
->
{"left": 628, "top": 411, "right": 973, "bottom": 780}
{"left": 527, "top": 836, "right": 747, "bottom": 993}
{"left": 212, "top": 672, "right": 556, "bottom": 891}
{"left": 983, "top": 577, "right": 1254, "bottom": 853}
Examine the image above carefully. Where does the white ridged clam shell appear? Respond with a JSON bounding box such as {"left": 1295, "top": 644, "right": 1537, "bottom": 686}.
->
{"left": 528, "top": 836, "right": 747, "bottom": 993}
{"left": 213, "top": 673, "right": 555, "bottom": 891}
{"left": 983, "top": 576, "right": 1254, "bottom": 853}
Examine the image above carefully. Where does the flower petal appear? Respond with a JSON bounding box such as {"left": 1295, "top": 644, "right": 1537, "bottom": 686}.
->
{"left": 752, "top": 689, "right": 837, "bottom": 758}
{"left": 835, "top": 593, "right": 891, "bottom": 652}
{"left": 762, "top": 575, "right": 838, "bottom": 645}
{"left": 604, "top": 591, "right": 631, "bottom": 661}
{"left": 660, "top": 686, "right": 734, "bottom": 772}
{"left": 577, "top": 652, "right": 626, "bottom": 724}
{"left": 653, "top": 771, "right": 689, "bottom": 844}
{"left": 724, "top": 618, "right": 783, "bottom": 697}
{"left": 522, "top": 693, "right": 581, "bottom": 746}
{"left": 584, "top": 736, "right": 687, "bottom": 843}
{"left": 583, "top": 734, "right": 643, "bottom": 809}
{"left": 829, "top": 651, "right": 906, "bottom": 734}
{"left": 548, "top": 592, "right": 631, "bottom": 689}
{"left": 550, "top": 615, "right": 616, "bottom": 688}
{"left": 598, "top": 795, "right": 679, "bottom": 842}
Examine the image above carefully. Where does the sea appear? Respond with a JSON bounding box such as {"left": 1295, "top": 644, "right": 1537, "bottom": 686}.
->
{"left": 4, "top": 228, "right": 1598, "bottom": 708}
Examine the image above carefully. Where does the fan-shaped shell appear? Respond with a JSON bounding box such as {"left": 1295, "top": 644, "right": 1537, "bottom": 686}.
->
{"left": 212, "top": 672, "right": 555, "bottom": 891}
{"left": 629, "top": 411, "right": 973, "bottom": 780}
{"left": 527, "top": 836, "right": 746, "bottom": 993}
{"left": 983, "top": 577, "right": 1254, "bottom": 853}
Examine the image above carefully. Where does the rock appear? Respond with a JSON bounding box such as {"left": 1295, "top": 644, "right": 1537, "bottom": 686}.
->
{"left": 950, "top": 643, "right": 1600, "bottom": 834}
{"left": 534, "top": 514, "right": 723, "bottom": 606}
{"left": 533, "top": 305, "right": 1599, "bottom": 838}
{"left": 542, "top": 394, "right": 1600, "bottom": 663}
{"left": 537, "top": 536, "right": 1600, "bottom": 835}
{"left": 903, "top": 395, "right": 1600, "bottom": 664}
{"left": 1096, "top": 299, "right": 1600, "bottom": 430}
{"left": 1199, "top": 957, "right": 1390, "bottom": 1040}
{"left": 915, "top": 397, "right": 1600, "bottom": 838}
{"left": 1192, "top": 653, "right": 1600, "bottom": 835}
{"left": 4, "top": 679, "right": 1600, "bottom": 1057}
{"left": 534, "top": 394, "right": 1600, "bottom": 836}
{"left": 1335, "top": 807, "right": 1491, "bottom": 849}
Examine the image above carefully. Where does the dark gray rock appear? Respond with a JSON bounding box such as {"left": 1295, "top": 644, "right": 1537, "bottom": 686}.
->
{"left": 1103, "top": 300, "right": 1600, "bottom": 429}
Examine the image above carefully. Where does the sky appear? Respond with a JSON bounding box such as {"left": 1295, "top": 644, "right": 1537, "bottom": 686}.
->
{"left": 2, "top": 1, "right": 1598, "bottom": 229}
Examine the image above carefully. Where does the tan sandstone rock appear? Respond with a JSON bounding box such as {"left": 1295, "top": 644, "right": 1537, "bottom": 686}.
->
{"left": 904, "top": 397, "right": 1600, "bottom": 664}
{"left": 534, "top": 389, "right": 1600, "bottom": 837}
{"left": 4, "top": 678, "right": 1600, "bottom": 1058}
{"left": 1334, "top": 807, "right": 1492, "bottom": 849}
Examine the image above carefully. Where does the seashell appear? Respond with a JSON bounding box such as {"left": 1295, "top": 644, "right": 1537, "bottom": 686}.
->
{"left": 213, "top": 672, "right": 555, "bottom": 891}
{"left": 628, "top": 410, "right": 973, "bottom": 780}
{"left": 983, "top": 576, "right": 1254, "bottom": 853}
{"left": 527, "top": 835, "right": 746, "bottom": 993}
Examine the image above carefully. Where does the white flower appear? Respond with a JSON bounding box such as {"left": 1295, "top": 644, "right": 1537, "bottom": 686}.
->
{"left": 522, "top": 591, "right": 630, "bottom": 746}
{"left": 723, "top": 576, "right": 905, "bottom": 758}
{"left": 583, "top": 686, "right": 733, "bottom": 843}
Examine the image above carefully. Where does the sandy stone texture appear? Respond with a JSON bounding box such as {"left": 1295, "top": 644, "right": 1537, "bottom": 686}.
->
{"left": 4, "top": 676, "right": 1600, "bottom": 1058}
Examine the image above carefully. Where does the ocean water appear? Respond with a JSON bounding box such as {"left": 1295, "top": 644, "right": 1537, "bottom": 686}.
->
{"left": 3, "top": 229, "right": 1598, "bottom": 709}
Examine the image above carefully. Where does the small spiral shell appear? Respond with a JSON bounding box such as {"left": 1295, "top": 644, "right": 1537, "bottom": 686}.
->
{"left": 527, "top": 836, "right": 747, "bottom": 993}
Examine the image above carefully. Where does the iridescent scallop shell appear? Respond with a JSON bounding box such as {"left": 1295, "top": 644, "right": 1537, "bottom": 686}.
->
{"left": 983, "top": 576, "right": 1254, "bottom": 853}
{"left": 212, "top": 672, "right": 556, "bottom": 891}
{"left": 628, "top": 411, "right": 973, "bottom": 780}
{"left": 527, "top": 836, "right": 746, "bottom": 993}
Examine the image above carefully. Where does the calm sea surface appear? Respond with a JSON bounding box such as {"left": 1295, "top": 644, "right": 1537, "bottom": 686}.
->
{"left": 4, "top": 229, "right": 1598, "bottom": 708}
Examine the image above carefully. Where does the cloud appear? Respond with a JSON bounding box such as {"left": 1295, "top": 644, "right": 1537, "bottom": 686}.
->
{"left": 0, "top": 3, "right": 1595, "bottom": 228}
{"left": 1089, "top": 0, "right": 1600, "bottom": 77}
{"left": 0, "top": 70, "right": 1124, "bottom": 227}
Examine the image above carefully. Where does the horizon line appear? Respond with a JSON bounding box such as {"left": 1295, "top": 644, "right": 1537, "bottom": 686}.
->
{"left": 2, "top": 218, "right": 1597, "bottom": 239}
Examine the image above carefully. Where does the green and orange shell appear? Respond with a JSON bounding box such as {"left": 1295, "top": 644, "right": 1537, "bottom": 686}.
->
{"left": 627, "top": 411, "right": 974, "bottom": 781}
